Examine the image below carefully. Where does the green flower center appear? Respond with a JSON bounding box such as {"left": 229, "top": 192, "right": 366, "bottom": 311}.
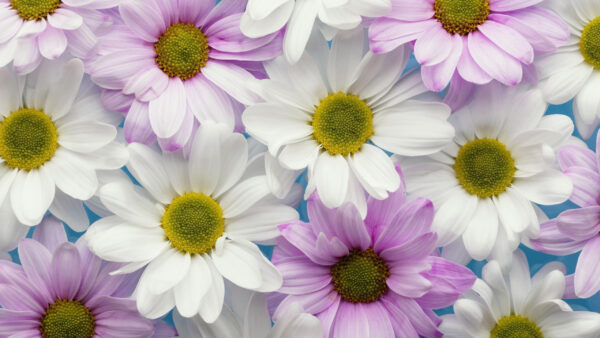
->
{"left": 161, "top": 192, "right": 225, "bottom": 254}
{"left": 311, "top": 92, "right": 374, "bottom": 156}
{"left": 491, "top": 315, "right": 543, "bottom": 338}
{"left": 454, "top": 138, "right": 516, "bottom": 199}
{"left": 434, "top": 0, "right": 490, "bottom": 35}
{"left": 154, "top": 23, "right": 210, "bottom": 81}
{"left": 10, "top": 0, "right": 61, "bottom": 21}
{"left": 580, "top": 17, "right": 600, "bottom": 70}
{"left": 0, "top": 108, "right": 59, "bottom": 171}
{"left": 40, "top": 300, "right": 95, "bottom": 338}
{"left": 330, "top": 248, "right": 390, "bottom": 303}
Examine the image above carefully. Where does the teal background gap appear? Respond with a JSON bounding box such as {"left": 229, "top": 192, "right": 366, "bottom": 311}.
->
{"left": 7, "top": 54, "right": 600, "bottom": 328}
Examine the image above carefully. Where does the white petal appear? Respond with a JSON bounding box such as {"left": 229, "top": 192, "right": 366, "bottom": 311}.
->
{"left": 278, "top": 138, "right": 320, "bottom": 171}
{"left": 314, "top": 152, "right": 349, "bottom": 209}
{"left": 513, "top": 170, "right": 573, "bottom": 205}
{"left": 148, "top": 78, "right": 186, "bottom": 139}
{"left": 57, "top": 121, "right": 116, "bottom": 153}
{"left": 226, "top": 204, "right": 298, "bottom": 242}
{"left": 211, "top": 239, "right": 263, "bottom": 289}
{"left": 213, "top": 132, "right": 248, "bottom": 198}
{"left": 10, "top": 168, "right": 55, "bottom": 226}
{"left": 48, "top": 189, "right": 89, "bottom": 232}
{"left": 44, "top": 149, "right": 98, "bottom": 200}
{"left": 127, "top": 143, "right": 176, "bottom": 204}
{"left": 98, "top": 181, "right": 162, "bottom": 227}
{"left": 174, "top": 255, "right": 212, "bottom": 317}
{"left": 140, "top": 248, "right": 191, "bottom": 295}
{"left": 349, "top": 144, "right": 400, "bottom": 197}
{"left": 219, "top": 175, "right": 271, "bottom": 218}
{"left": 198, "top": 257, "right": 225, "bottom": 323}
{"left": 44, "top": 59, "right": 84, "bottom": 121}
{"left": 462, "top": 198, "right": 499, "bottom": 261}
{"left": 189, "top": 123, "right": 222, "bottom": 195}
{"left": 283, "top": 0, "right": 318, "bottom": 64}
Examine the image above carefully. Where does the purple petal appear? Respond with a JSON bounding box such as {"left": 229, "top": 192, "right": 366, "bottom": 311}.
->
{"left": 374, "top": 198, "right": 434, "bottom": 253}
{"left": 279, "top": 221, "right": 337, "bottom": 265}
{"left": 386, "top": 270, "right": 432, "bottom": 298}
{"left": 362, "top": 302, "right": 395, "bottom": 337}
{"left": 316, "top": 298, "right": 341, "bottom": 338}
{"left": 443, "top": 75, "right": 477, "bottom": 111}
{"left": 421, "top": 34, "right": 462, "bottom": 91}
{"left": 32, "top": 215, "right": 67, "bottom": 253}
{"left": 334, "top": 203, "right": 371, "bottom": 251}
{"left": 273, "top": 285, "right": 337, "bottom": 320}
{"left": 456, "top": 38, "right": 493, "bottom": 85}
{"left": 369, "top": 18, "right": 438, "bottom": 54}
{"left": 50, "top": 242, "right": 82, "bottom": 300}
{"left": 530, "top": 219, "right": 587, "bottom": 255}
{"left": 489, "top": 0, "right": 543, "bottom": 12}
{"left": 118, "top": 0, "right": 164, "bottom": 42}
{"left": 556, "top": 206, "right": 600, "bottom": 241}
{"left": 0, "top": 309, "right": 39, "bottom": 335}
{"left": 18, "top": 239, "right": 54, "bottom": 304}
{"left": 563, "top": 167, "right": 600, "bottom": 207}
{"left": 478, "top": 20, "right": 533, "bottom": 64}
{"left": 95, "top": 311, "right": 155, "bottom": 337}
{"left": 307, "top": 192, "right": 339, "bottom": 240}
{"left": 382, "top": 294, "right": 440, "bottom": 337}
{"left": 488, "top": 13, "right": 555, "bottom": 53}
{"left": 331, "top": 302, "right": 369, "bottom": 338}
{"left": 38, "top": 27, "right": 67, "bottom": 59}
{"left": 206, "top": 13, "right": 278, "bottom": 53}
{"left": 557, "top": 145, "right": 597, "bottom": 172}
{"left": 385, "top": 1, "right": 434, "bottom": 21}
{"left": 414, "top": 24, "right": 453, "bottom": 66}
{"left": 0, "top": 284, "right": 45, "bottom": 314}
{"left": 380, "top": 233, "right": 437, "bottom": 262}
{"left": 416, "top": 256, "right": 476, "bottom": 309}
{"left": 101, "top": 90, "right": 134, "bottom": 114}
{"left": 503, "top": 7, "right": 569, "bottom": 48}
{"left": 468, "top": 31, "right": 522, "bottom": 86}
{"left": 276, "top": 256, "right": 332, "bottom": 295}
{"left": 124, "top": 100, "right": 156, "bottom": 144}
{"left": 575, "top": 236, "right": 600, "bottom": 298}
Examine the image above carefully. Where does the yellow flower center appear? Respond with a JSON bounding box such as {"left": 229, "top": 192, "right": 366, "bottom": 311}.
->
{"left": 161, "top": 192, "right": 225, "bottom": 254}
{"left": 40, "top": 300, "right": 95, "bottom": 338}
{"left": 10, "top": 0, "right": 61, "bottom": 21}
{"left": 454, "top": 138, "right": 515, "bottom": 198}
{"left": 0, "top": 108, "right": 59, "bottom": 171}
{"left": 434, "top": 0, "right": 490, "bottom": 36}
{"left": 311, "top": 92, "right": 374, "bottom": 156}
{"left": 154, "top": 23, "right": 210, "bottom": 81}
{"left": 580, "top": 17, "right": 600, "bottom": 70}
{"left": 491, "top": 315, "right": 543, "bottom": 338}
{"left": 330, "top": 248, "right": 390, "bottom": 303}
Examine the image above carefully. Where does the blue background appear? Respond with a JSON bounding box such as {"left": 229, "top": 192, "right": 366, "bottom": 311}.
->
{"left": 7, "top": 55, "right": 600, "bottom": 330}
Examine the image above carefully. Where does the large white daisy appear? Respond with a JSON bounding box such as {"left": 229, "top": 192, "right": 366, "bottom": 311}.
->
{"left": 536, "top": 0, "right": 600, "bottom": 139}
{"left": 440, "top": 250, "right": 600, "bottom": 338}
{"left": 240, "top": 0, "right": 391, "bottom": 64}
{"left": 173, "top": 287, "right": 321, "bottom": 338}
{"left": 84, "top": 122, "right": 299, "bottom": 322}
{"left": 243, "top": 28, "right": 455, "bottom": 217}
{"left": 0, "top": 57, "right": 127, "bottom": 234}
{"left": 399, "top": 83, "right": 573, "bottom": 262}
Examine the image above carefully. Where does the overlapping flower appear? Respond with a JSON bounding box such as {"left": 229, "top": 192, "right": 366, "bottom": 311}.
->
{"left": 1, "top": 0, "right": 600, "bottom": 337}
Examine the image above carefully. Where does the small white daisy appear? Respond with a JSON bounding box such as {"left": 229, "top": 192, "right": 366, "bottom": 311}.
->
{"left": 0, "top": 57, "right": 127, "bottom": 234}
{"left": 400, "top": 83, "right": 573, "bottom": 262}
{"left": 240, "top": 0, "right": 391, "bottom": 64}
{"left": 536, "top": 0, "right": 600, "bottom": 139}
{"left": 243, "top": 28, "right": 455, "bottom": 217}
{"left": 84, "top": 122, "right": 299, "bottom": 322}
{"left": 440, "top": 250, "right": 600, "bottom": 338}
{"left": 173, "top": 287, "right": 321, "bottom": 338}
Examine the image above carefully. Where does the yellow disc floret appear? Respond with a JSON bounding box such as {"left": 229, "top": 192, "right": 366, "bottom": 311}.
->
{"left": 40, "top": 300, "right": 95, "bottom": 338}
{"left": 330, "top": 248, "right": 390, "bottom": 303}
{"left": 154, "top": 23, "right": 210, "bottom": 80}
{"left": 491, "top": 315, "right": 543, "bottom": 338}
{"left": 0, "top": 108, "right": 59, "bottom": 171}
{"left": 311, "top": 92, "right": 374, "bottom": 156}
{"left": 580, "top": 17, "right": 600, "bottom": 70}
{"left": 434, "top": 0, "right": 490, "bottom": 36}
{"left": 454, "top": 138, "right": 516, "bottom": 199}
{"left": 10, "top": 0, "right": 61, "bottom": 21}
{"left": 161, "top": 192, "right": 225, "bottom": 254}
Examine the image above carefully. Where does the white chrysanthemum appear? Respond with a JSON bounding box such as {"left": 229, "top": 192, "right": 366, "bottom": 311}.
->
{"left": 400, "top": 83, "right": 573, "bottom": 262}
{"left": 240, "top": 0, "right": 391, "bottom": 64}
{"left": 0, "top": 58, "right": 127, "bottom": 234}
{"left": 536, "top": 0, "right": 600, "bottom": 139}
{"left": 174, "top": 287, "right": 321, "bottom": 338}
{"left": 440, "top": 250, "right": 600, "bottom": 338}
{"left": 84, "top": 123, "right": 299, "bottom": 322}
{"left": 243, "top": 28, "right": 455, "bottom": 217}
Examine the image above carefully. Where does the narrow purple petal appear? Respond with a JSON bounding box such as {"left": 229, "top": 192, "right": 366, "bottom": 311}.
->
{"left": 50, "top": 242, "right": 82, "bottom": 300}
{"left": 556, "top": 206, "right": 600, "bottom": 241}
{"left": 32, "top": 215, "right": 67, "bottom": 253}
{"left": 574, "top": 236, "right": 600, "bottom": 298}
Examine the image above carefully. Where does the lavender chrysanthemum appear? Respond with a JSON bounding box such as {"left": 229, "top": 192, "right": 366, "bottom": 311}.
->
{"left": 369, "top": 0, "right": 570, "bottom": 94}
{"left": 531, "top": 133, "right": 600, "bottom": 298}
{"left": 271, "top": 168, "right": 476, "bottom": 337}
{"left": 0, "top": 215, "right": 175, "bottom": 338}
{"left": 89, "top": 0, "right": 283, "bottom": 151}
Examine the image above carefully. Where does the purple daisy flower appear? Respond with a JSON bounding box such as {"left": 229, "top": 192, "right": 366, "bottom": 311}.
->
{"left": 0, "top": 215, "right": 176, "bottom": 337}
{"left": 89, "top": 0, "right": 282, "bottom": 151}
{"left": 368, "top": 0, "right": 569, "bottom": 92}
{"left": 270, "top": 168, "right": 476, "bottom": 337}
{"left": 530, "top": 133, "right": 600, "bottom": 299}
{"left": 0, "top": 0, "right": 118, "bottom": 74}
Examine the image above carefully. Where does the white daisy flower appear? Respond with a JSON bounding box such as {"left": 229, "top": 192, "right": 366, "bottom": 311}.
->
{"left": 243, "top": 28, "right": 455, "bottom": 217}
{"left": 536, "top": 0, "right": 600, "bottom": 139}
{"left": 84, "top": 123, "right": 299, "bottom": 322}
{"left": 173, "top": 287, "right": 321, "bottom": 338}
{"left": 0, "top": 57, "right": 127, "bottom": 233}
{"left": 240, "top": 0, "right": 391, "bottom": 64}
{"left": 400, "top": 83, "right": 574, "bottom": 262}
{"left": 440, "top": 250, "right": 600, "bottom": 338}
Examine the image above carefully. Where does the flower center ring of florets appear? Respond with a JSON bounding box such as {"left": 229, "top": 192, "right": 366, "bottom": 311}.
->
{"left": 161, "top": 192, "right": 225, "bottom": 255}
{"left": 40, "top": 299, "right": 95, "bottom": 338}
{"left": 330, "top": 248, "right": 390, "bottom": 303}
{"left": 491, "top": 315, "right": 543, "bottom": 338}
{"left": 453, "top": 138, "right": 516, "bottom": 199}
{"left": 10, "top": 0, "right": 61, "bottom": 21}
{"left": 154, "top": 23, "right": 210, "bottom": 81}
{"left": 434, "top": 0, "right": 490, "bottom": 36}
{"left": 580, "top": 17, "right": 600, "bottom": 70}
{"left": 0, "top": 108, "right": 59, "bottom": 171}
{"left": 311, "top": 92, "right": 374, "bottom": 156}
